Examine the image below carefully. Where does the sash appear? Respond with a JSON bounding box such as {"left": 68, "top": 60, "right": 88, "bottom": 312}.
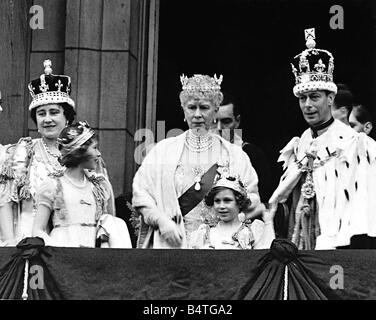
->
{"left": 178, "top": 163, "right": 218, "bottom": 217}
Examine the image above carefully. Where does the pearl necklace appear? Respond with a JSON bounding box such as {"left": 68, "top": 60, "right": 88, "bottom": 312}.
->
{"left": 64, "top": 173, "right": 88, "bottom": 188}
{"left": 185, "top": 130, "right": 213, "bottom": 153}
{"left": 42, "top": 139, "right": 60, "bottom": 159}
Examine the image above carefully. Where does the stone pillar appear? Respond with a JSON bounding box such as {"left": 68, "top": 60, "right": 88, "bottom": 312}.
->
{"left": 64, "top": 0, "right": 152, "bottom": 197}
{"left": 28, "top": 0, "right": 67, "bottom": 136}
{"left": 0, "top": 0, "right": 31, "bottom": 144}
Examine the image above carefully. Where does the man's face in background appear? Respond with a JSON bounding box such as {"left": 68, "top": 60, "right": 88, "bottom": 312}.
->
{"left": 215, "top": 104, "right": 240, "bottom": 130}
{"left": 349, "top": 110, "right": 373, "bottom": 135}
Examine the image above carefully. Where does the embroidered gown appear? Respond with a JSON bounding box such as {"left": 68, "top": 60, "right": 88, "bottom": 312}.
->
{"left": 190, "top": 218, "right": 270, "bottom": 249}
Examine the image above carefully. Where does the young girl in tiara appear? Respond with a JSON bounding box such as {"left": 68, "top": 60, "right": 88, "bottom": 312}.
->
{"left": 190, "top": 175, "right": 275, "bottom": 249}
{"left": 32, "top": 121, "right": 132, "bottom": 248}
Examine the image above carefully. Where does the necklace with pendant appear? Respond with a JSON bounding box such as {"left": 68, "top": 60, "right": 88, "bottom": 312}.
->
{"left": 192, "top": 166, "right": 204, "bottom": 191}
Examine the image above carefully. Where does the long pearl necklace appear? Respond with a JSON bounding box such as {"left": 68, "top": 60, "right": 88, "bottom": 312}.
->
{"left": 185, "top": 130, "right": 213, "bottom": 153}
{"left": 39, "top": 139, "right": 63, "bottom": 176}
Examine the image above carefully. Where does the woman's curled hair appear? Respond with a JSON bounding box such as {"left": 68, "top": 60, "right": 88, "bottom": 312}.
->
{"left": 31, "top": 102, "right": 76, "bottom": 125}
{"left": 204, "top": 186, "right": 252, "bottom": 212}
{"left": 58, "top": 122, "right": 96, "bottom": 168}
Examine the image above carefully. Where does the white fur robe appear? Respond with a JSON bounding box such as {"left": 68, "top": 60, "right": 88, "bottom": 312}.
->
{"left": 270, "top": 120, "right": 376, "bottom": 249}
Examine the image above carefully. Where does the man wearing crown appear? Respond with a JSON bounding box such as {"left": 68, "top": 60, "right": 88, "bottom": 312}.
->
{"left": 269, "top": 28, "right": 376, "bottom": 250}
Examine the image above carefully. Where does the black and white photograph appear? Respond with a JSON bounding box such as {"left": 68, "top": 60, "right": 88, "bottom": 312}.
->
{"left": 0, "top": 0, "right": 376, "bottom": 303}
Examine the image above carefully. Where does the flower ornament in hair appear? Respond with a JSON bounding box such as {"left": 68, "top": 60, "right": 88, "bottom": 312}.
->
{"left": 58, "top": 121, "right": 95, "bottom": 159}
{"left": 213, "top": 174, "right": 248, "bottom": 198}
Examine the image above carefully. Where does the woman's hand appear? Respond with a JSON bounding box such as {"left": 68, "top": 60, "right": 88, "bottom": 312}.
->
{"left": 190, "top": 224, "right": 208, "bottom": 249}
{"left": 158, "top": 216, "right": 183, "bottom": 247}
{"left": 237, "top": 227, "right": 252, "bottom": 249}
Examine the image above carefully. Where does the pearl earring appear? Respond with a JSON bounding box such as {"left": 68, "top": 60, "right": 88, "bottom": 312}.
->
{"left": 184, "top": 118, "right": 187, "bottom": 122}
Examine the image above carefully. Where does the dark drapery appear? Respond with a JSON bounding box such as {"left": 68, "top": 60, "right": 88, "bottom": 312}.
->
{"left": 237, "top": 239, "right": 342, "bottom": 300}
{"left": 1, "top": 238, "right": 375, "bottom": 300}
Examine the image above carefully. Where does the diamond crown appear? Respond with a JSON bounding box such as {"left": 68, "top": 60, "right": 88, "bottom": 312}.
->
{"left": 180, "top": 74, "right": 223, "bottom": 93}
{"left": 291, "top": 28, "right": 335, "bottom": 85}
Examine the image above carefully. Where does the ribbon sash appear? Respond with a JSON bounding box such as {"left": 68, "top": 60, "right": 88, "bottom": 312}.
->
{"left": 178, "top": 163, "right": 218, "bottom": 217}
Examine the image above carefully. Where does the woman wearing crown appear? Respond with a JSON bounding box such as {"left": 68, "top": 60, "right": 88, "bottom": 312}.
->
{"left": 32, "top": 122, "right": 131, "bottom": 248}
{"left": 0, "top": 60, "right": 114, "bottom": 246}
{"left": 132, "top": 74, "right": 262, "bottom": 248}
{"left": 190, "top": 175, "right": 275, "bottom": 249}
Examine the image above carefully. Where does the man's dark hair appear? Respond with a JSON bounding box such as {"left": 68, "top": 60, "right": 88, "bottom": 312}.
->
{"left": 30, "top": 102, "right": 76, "bottom": 125}
{"left": 333, "top": 83, "right": 353, "bottom": 117}
{"left": 352, "top": 104, "right": 373, "bottom": 125}
{"left": 220, "top": 92, "right": 242, "bottom": 118}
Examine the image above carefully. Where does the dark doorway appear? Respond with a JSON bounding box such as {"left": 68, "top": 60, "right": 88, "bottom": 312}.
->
{"left": 156, "top": 0, "right": 375, "bottom": 190}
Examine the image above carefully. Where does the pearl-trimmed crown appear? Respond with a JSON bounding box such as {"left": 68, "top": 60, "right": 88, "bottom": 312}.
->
{"left": 291, "top": 28, "right": 337, "bottom": 97}
{"left": 28, "top": 59, "right": 75, "bottom": 111}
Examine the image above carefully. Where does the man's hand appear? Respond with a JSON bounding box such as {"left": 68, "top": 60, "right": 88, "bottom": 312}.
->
{"left": 263, "top": 202, "right": 278, "bottom": 224}
{"left": 244, "top": 202, "right": 266, "bottom": 220}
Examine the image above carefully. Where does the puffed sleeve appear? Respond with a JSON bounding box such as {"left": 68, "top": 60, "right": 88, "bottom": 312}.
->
{"left": 36, "top": 177, "right": 57, "bottom": 210}
{"left": 102, "top": 176, "right": 116, "bottom": 216}
{"left": 90, "top": 172, "right": 117, "bottom": 216}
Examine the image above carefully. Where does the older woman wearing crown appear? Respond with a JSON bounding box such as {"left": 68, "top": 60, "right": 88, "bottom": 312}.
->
{"left": 132, "top": 74, "right": 262, "bottom": 248}
{"left": 0, "top": 60, "right": 114, "bottom": 246}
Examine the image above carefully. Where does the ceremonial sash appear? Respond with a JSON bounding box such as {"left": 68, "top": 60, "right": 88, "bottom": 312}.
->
{"left": 178, "top": 163, "right": 218, "bottom": 217}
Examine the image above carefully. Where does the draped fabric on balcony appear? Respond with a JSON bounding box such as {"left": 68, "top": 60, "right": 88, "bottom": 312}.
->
{"left": 0, "top": 238, "right": 375, "bottom": 300}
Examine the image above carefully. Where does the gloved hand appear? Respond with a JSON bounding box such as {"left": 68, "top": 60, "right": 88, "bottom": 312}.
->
{"left": 157, "top": 216, "right": 183, "bottom": 247}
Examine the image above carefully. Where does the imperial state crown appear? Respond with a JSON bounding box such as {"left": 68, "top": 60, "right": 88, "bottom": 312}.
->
{"left": 291, "top": 28, "right": 337, "bottom": 97}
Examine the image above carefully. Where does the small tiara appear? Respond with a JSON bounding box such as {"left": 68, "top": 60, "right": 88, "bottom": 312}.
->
{"left": 58, "top": 122, "right": 95, "bottom": 158}
{"left": 213, "top": 174, "right": 247, "bottom": 197}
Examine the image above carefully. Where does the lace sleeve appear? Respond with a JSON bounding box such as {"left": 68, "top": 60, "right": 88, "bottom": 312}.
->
{"left": 0, "top": 144, "right": 18, "bottom": 205}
